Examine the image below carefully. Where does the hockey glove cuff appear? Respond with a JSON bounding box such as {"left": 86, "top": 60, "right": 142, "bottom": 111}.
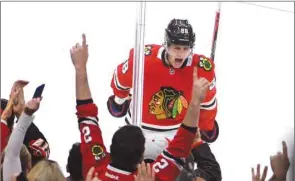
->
{"left": 107, "top": 95, "right": 130, "bottom": 118}
{"left": 200, "top": 120, "right": 219, "bottom": 143}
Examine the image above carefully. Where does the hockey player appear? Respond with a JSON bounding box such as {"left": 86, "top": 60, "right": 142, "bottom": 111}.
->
{"left": 107, "top": 19, "right": 219, "bottom": 161}
{"left": 70, "top": 34, "right": 209, "bottom": 181}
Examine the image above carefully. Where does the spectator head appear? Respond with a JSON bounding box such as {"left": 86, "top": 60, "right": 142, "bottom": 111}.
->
{"left": 66, "top": 142, "right": 83, "bottom": 181}
{"left": 110, "top": 125, "right": 145, "bottom": 171}
{"left": 27, "top": 159, "right": 65, "bottom": 181}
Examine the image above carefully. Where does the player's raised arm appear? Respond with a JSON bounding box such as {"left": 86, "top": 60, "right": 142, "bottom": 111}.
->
{"left": 70, "top": 34, "right": 108, "bottom": 177}
{"left": 164, "top": 66, "right": 210, "bottom": 158}
{"left": 107, "top": 48, "right": 134, "bottom": 118}
{"left": 70, "top": 33, "right": 91, "bottom": 100}
{"left": 184, "top": 67, "right": 210, "bottom": 127}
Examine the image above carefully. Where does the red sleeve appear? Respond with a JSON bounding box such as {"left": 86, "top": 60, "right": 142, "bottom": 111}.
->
{"left": 1, "top": 120, "right": 10, "bottom": 152}
{"left": 195, "top": 55, "right": 218, "bottom": 131}
{"left": 110, "top": 48, "right": 134, "bottom": 98}
{"left": 152, "top": 126, "right": 196, "bottom": 181}
{"left": 76, "top": 103, "right": 109, "bottom": 177}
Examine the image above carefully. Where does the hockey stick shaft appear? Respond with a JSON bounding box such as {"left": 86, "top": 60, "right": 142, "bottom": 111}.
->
{"left": 210, "top": 2, "right": 222, "bottom": 61}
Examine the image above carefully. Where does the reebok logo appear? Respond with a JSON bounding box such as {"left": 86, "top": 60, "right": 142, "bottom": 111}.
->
{"left": 105, "top": 172, "right": 119, "bottom": 180}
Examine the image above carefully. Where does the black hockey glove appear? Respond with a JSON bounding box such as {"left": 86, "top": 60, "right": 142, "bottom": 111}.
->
{"left": 200, "top": 120, "right": 219, "bottom": 143}
{"left": 107, "top": 95, "right": 130, "bottom": 118}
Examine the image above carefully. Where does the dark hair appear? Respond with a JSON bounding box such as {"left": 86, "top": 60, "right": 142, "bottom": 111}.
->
{"left": 66, "top": 142, "right": 83, "bottom": 181}
{"left": 110, "top": 125, "right": 145, "bottom": 171}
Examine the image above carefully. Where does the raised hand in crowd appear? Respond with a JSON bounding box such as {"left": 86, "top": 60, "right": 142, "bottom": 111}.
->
{"left": 134, "top": 162, "right": 155, "bottom": 181}
{"left": 70, "top": 33, "right": 88, "bottom": 70}
{"left": 1, "top": 87, "right": 20, "bottom": 122}
{"left": 251, "top": 164, "right": 268, "bottom": 181}
{"left": 24, "top": 98, "right": 42, "bottom": 116}
{"left": 11, "top": 80, "right": 29, "bottom": 118}
{"left": 70, "top": 33, "right": 92, "bottom": 100}
{"left": 269, "top": 141, "right": 290, "bottom": 181}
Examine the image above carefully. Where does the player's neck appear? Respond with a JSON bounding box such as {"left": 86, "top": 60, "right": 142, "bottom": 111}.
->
{"left": 110, "top": 162, "right": 137, "bottom": 173}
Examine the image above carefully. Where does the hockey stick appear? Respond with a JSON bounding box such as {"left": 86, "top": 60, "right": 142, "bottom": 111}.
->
{"left": 198, "top": 2, "right": 222, "bottom": 144}
{"left": 210, "top": 2, "right": 222, "bottom": 61}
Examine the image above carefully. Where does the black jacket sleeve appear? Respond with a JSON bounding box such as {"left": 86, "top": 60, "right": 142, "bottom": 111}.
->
{"left": 192, "top": 143, "right": 222, "bottom": 181}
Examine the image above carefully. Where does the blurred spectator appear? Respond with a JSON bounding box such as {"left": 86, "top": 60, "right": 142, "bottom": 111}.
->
{"left": 66, "top": 142, "right": 83, "bottom": 181}
{"left": 26, "top": 159, "right": 65, "bottom": 181}
{"left": 252, "top": 141, "right": 290, "bottom": 181}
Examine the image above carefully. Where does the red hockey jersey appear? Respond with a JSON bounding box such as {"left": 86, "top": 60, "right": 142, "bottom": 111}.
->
{"left": 76, "top": 102, "right": 195, "bottom": 181}
{"left": 1, "top": 120, "right": 10, "bottom": 153}
{"left": 111, "top": 44, "right": 217, "bottom": 131}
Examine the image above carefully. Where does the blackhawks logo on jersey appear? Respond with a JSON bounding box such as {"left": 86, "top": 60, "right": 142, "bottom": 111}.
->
{"left": 198, "top": 56, "right": 212, "bottom": 71}
{"left": 145, "top": 45, "right": 152, "bottom": 56}
{"left": 148, "top": 87, "right": 188, "bottom": 120}
{"left": 92, "top": 144, "right": 106, "bottom": 161}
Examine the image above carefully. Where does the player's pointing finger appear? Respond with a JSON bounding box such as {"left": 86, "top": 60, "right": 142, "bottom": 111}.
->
{"left": 82, "top": 33, "right": 87, "bottom": 47}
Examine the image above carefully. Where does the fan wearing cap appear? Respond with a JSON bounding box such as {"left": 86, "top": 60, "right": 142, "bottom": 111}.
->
{"left": 107, "top": 19, "right": 219, "bottom": 161}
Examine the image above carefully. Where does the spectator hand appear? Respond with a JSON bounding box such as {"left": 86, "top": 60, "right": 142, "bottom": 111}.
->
{"left": 85, "top": 167, "right": 101, "bottom": 181}
{"left": 251, "top": 164, "right": 268, "bottom": 181}
{"left": 70, "top": 34, "right": 88, "bottom": 70}
{"left": 134, "top": 162, "right": 155, "bottom": 181}
{"left": 1, "top": 86, "right": 20, "bottom": 122}
{"left": 11, "top": 80, "right": 28, "bottom": 117}
{"left": 270, "top": 141, "right": 290, "bottom": 181}
{"left": 24, "top": 98, "right": 42, "bottom": 116}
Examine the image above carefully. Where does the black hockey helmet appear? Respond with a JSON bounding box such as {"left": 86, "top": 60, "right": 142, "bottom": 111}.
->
{"left": 165, "top": 19, "right": 195, "bottom": 48}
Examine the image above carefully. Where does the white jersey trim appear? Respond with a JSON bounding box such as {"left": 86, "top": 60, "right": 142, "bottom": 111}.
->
{"left": 1, "top": 119, "right": 7, "bottom": 125}
{"left": 126, "top": 108, "right": 181, "bottom": 130}
{"left": 86, "top": 116, "right": 97, "bottom": 122}
{"left": 200, "top": 94, "right": 217, "bottom": 110}
{"left": 186, "top": 54, "right": 193, "bottom": 66}
{"left": 141, "top": 122, "right": 181, "bottom": 130}
{"left": 107, "top": 165, "right": 132, "bottom": 175}
{"left": 113, "top": 68, "right": 130, "bottom": 90}
{"left": 79, "top": 120, "right": 98, "bottom": 126}
{"left": 157, "top": 46, "right": 165, "bottom": 60}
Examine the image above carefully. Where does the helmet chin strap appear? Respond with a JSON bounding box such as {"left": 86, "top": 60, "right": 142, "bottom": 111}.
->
{"left": 164, "top": 51, "right": 172, "bottom": 67}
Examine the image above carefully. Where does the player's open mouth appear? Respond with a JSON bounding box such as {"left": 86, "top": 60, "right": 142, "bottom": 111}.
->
{"left": 175, "top": 58, "right": 183, "bottom": 66}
